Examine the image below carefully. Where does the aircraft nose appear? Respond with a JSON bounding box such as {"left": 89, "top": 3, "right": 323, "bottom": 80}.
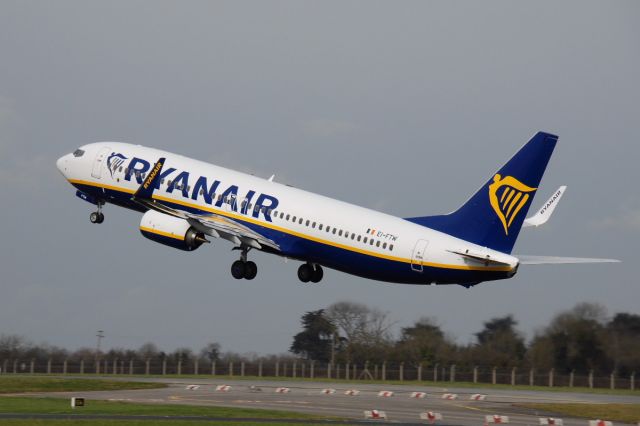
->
{"left": 56, "top": 153, "right": 70, "bottom": 176}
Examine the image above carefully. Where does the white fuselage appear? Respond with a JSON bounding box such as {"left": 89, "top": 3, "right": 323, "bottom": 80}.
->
{"left": 57, "top": 142, "right": 518, "bottom": 284}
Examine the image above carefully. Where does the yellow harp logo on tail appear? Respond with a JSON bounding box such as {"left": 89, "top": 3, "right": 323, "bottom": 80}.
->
{"left": 489, "top": 174, "right": 537, "bottom": 235}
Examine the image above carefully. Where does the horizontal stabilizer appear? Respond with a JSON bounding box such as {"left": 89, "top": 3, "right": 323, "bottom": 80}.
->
{"left": 448, "top": 249, "right": 514, "bottom": 267}
{"left": 523, "top": 186, "right": 566, "bottom": 227}
{"left": 518, "top": 255, "right": 620, "bottom": 265}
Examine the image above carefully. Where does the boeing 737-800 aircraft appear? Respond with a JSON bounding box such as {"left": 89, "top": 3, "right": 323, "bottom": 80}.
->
{"left": 56, "top": 132, "right": 617, "bottom": 286}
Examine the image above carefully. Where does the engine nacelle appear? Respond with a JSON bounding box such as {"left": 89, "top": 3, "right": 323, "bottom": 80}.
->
{"left": 139, "top": 210, "right": 207, "bottom": 251}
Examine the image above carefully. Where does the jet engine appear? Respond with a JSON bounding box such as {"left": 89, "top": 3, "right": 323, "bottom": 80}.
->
{"left": 139, "top": 210, "right": 208, "bottom": 251}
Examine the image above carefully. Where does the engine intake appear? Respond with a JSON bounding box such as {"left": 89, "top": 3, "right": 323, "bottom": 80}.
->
{"left": 139, "top": 210, "right": 208, "bottom": 251}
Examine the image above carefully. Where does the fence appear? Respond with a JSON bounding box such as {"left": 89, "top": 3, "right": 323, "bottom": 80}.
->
{"left": 0, "top": 359, "right": 636, "bottom": 391}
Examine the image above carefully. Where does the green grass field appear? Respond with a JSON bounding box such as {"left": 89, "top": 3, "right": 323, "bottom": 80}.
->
{"left": 0, "top": 395, "right": 338, "bottom": 425}
{"left": 0, "top": 377, "right": 165, "bottom": 394}
{"left": 0, "top": 396, "right": 327, "bottom": 419}
{"left": 0, "top": 421, "right": 314, "bottom": 426}
{"left": 518, "top": 403, "right": 640, "bottom": 424}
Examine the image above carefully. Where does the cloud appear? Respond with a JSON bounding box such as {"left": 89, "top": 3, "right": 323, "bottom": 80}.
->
{"left": 0, "top": 95, "right": 21, "bottom": 157}
{"left": 300, "top": 118, "right": 360, "bottom": 140}
{"left": 591, "top": 203, "right": 640, "bottom": 232}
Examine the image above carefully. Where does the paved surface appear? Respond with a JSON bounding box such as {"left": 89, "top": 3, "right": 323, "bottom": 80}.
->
{"left": 17, "top": 377, "right": 640, "bottom": 425}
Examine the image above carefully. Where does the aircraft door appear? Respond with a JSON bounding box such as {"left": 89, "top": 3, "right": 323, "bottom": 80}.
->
{"left": 91, "top": 147, "right": 111, "bottom": 179}
{"left": 411, "top": 239, "right": 429, "bottom": 272}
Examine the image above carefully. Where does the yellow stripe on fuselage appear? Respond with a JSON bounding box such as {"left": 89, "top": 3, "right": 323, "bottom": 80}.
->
{"left": 68, "top": 179, "right": 513, "bottom": 273}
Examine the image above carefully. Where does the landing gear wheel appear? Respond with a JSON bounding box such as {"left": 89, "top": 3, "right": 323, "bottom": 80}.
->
{"left": 231, "top": 260, "right": 246, "bottom": 279}
{"left": 90, "top": 212, "right": 104, "bottom": 224}
{"left": 310, "top": 265, "right": 324, "bottom": 283}
{"left": 244, "top": 261, "right": 257, "bottom": 280}
{"left": 297, "top": 263, "right": 313, "bottom": 283}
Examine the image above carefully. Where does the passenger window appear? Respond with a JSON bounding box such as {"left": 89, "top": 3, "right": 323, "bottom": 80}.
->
{"left": 363, "top": 237, "right": 368, "bottom": 243}
{"left": 319, "top": 224, "right": 323, "bottom": 230}
{"left": 292, "top": 216, "right": 296, "bottom": 222}
{"left": 306, "top": 220, "right": 310, "bottom": 226}
{"left": 280, "top": 212, "right": 284, "bottom": 219}
{"left": 389, "top": 244, "right": 394, "bottom": 251}
{"left": 299, "top": 218, "right": 303, "bottom": 224}
{"left": 119, "top": 166, "right": 123, "bottom": 172}
{"left": 338, "top": 230, "right": 343, "bottom": 236}
{"left": 351, "top": 234, "right": 355, "bottom": 240}
{"left": 357, "top": 235, "right": 361, "bottom": 242}
{"left": 286, "top": 214, "right": 290, "bottom": 221}
{"left": 218, "top": 194, "right": 223, "bottom": 201}
{"left": 187, "top": 185, "right": 191, "bottom": 192}
{"left": 376, "top": 241, "right": 380, "bottom": 247}
{"left": 200, "top": 189, "right": 204, "bottom": 195}
{"left": 332, "top": 228, "right": 336, "bottom": 234}
{"left": 370, "top": 239, "right": 374, "bottom": 245}
{"left": 312, "top": 222, "right": 316, "bottom": 228}
{"left": 383, "top": 242, "right": 387, "bottom": 249}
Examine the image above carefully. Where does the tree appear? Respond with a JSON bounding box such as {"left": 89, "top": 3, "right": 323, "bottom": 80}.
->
{"left": 290, "top": 310, "right": 336, "bottom": 362}
{"left": 607, "top": 312, "right": 640, "bottom": 375}
{"left": 137, "top": 342, "right": 160, "bottom": 360}
{"left": 200, "top": 342, "right": 221, "bottom": 363}
{"left": 326, "top": 301, "right": 394, "bottom": 363}
{"left": 531, "top": 303, "right": 610, "bottom": 373}
{"left": 473, "top": 315, "right": 525, "bottom": 367}
{"left": 394, "top": 317, "right": 455, "bottom": 366}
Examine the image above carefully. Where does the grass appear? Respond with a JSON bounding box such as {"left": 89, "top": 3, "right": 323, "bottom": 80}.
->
{"left": 518, "top": 403, "right": 640, "bottom": 424}
{"left": 0, "top": 396, "right": 333, "bottom": 420}
{"left": 0, "top": 421, "right": 314, "bottom": 426}
{"left": 0, "top": 377, "right": 165, "bottom": 394}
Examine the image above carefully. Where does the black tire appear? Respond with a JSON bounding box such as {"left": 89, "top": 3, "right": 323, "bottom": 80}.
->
{"left": 96, "top": 212, "right": 105, "bottom": 224}
{"left": 231, "top": 260, "right": 246, "bottom": 279}
{"left": 244, "top": 261, "right": 257, "bottom": 280}
{"left": 310, "top": 265, "right": 324, "bottom": 283}
{"left": 297, "top": 264, "right": 312, "bottom": 283}
{"left": 90, "top": 212, "right": 99, "bottom": 223}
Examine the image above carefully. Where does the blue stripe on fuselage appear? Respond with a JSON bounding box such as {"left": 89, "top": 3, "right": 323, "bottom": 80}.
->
{"left": 72, "top": 182, "right": 510, "bottom": 285}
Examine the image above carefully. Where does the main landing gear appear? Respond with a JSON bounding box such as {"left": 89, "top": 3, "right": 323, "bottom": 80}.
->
{"left": 298, "top": 263, "right": 323, "bottom": 283}
{"left": 231, "top": 247, "right": 258, "bottom": 280}
{"left": 89, "top": 203, "right": 105, "bottom": 224}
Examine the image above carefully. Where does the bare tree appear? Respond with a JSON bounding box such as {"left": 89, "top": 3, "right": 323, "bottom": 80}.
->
{"left": 326, "top": 301, "right": 394, "bottom": 363}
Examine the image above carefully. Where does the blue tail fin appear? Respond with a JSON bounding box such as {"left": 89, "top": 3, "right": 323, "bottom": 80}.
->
{"left": 405, "top": 132, "right": 558, "bottom": 254}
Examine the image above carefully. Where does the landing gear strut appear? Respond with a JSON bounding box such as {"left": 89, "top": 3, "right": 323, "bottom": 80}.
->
{"left": 231, "top": 247, "right": 258, "bottom": 280}
{"left": 298, "top": 263, "right": 323, "bottom": 283}
{"left": 89, "top": 203, "right": 105, "bottom": 224}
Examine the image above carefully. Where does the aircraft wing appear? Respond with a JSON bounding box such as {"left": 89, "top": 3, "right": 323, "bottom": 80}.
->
{"left": 523, "top": 186, "right": 566, "bottom": 227}
{"left": 132, "top": 158, "right": 280, "bottom": 251}
{"left": 517, "top": 255, "right": 620, "bottom": 265}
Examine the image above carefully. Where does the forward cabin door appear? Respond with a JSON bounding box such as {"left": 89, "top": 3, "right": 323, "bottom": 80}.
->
{"left": 411, "top": 239, "right": 429, "bottom": 272}
{"left": 91, "top": 147, "right": 111, "bottom": 179}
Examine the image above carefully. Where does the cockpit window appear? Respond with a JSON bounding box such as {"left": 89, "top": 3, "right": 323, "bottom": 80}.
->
{"left": 73, "top": 149, "right": 85, "bottom": 157}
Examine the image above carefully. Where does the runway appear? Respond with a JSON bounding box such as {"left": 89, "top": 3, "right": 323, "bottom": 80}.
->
{"left": 19, "top": 377, "right": 640, "bottom": 425}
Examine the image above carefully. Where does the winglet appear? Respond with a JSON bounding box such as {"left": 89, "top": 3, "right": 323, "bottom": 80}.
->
{"left": 134, "top": 157, "right": 165, "bottom": 200}
{"left": 523, "top": 186, "right": 566, "bottom": 227}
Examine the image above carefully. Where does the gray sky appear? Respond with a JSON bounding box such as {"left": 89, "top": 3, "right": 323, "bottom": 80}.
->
{"left": 1, "top": 1, "right": 638, "bottom": 355}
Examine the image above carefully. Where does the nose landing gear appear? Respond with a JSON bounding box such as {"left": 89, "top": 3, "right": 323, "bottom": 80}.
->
{"left": 89, "top": 203, "right": 105, "bottom": 224}
{"left": 298, "top": 263, "right": 323, "bottom": 283}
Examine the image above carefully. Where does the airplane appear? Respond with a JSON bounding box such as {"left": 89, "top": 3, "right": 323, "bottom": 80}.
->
{"left": 56, "top": 131, "right": 618, "bottom": 287}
